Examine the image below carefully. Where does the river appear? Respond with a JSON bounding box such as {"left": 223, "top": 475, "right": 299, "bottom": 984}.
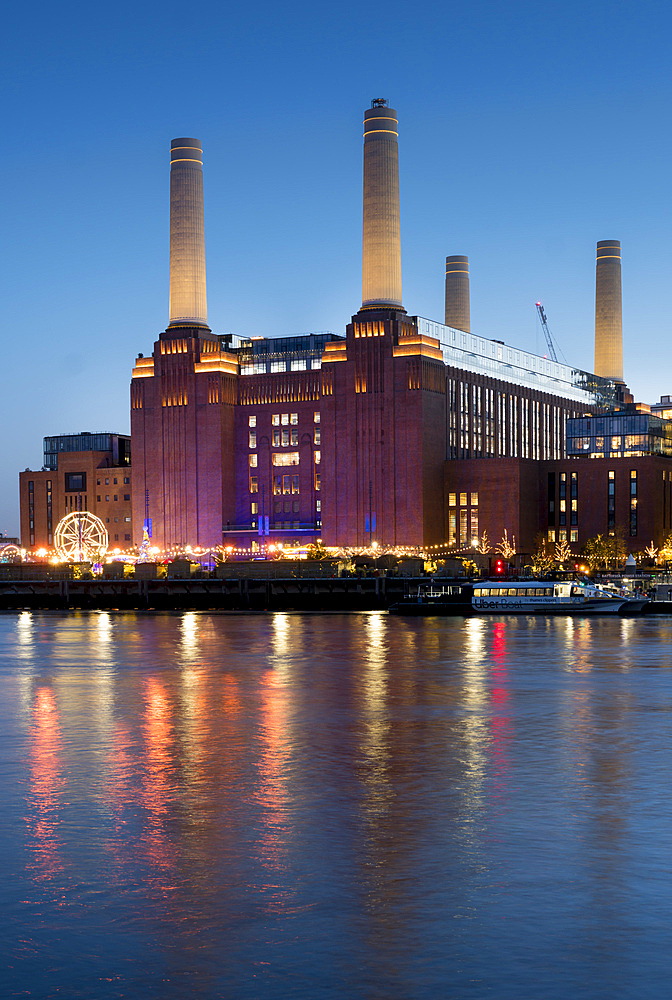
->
{"left": 1, "top": 610, "right": 671, "bottom": 998}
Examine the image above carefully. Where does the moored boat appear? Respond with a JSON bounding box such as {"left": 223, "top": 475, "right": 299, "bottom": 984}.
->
{"left": 471, "top": 580, "right": 648, "bottom": 615}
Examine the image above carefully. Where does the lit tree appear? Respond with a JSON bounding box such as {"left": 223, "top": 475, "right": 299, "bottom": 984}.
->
{"left": 530, "top": 532, "right": 554, "bottom": 575}
{"left": 644, "top": 541, "right": 659, "bottom": 562}
{"left": 496, "top": 529, "right": 516, "bottom": 561}
{"left": 477, "top": 530, "right": 490, "bottom": 554}
{"left": 555, "top": 539, "right": 572, "bottom": 568}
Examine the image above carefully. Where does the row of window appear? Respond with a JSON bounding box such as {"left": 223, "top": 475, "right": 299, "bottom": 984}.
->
{"left": 249, "top": 412, "right": 320, "bottom": 427}
{"left": 547, "top": 529, "right": 579, "bottom": 543}
{"left": 96, "top": 495, "right": 131, "bottom": 502}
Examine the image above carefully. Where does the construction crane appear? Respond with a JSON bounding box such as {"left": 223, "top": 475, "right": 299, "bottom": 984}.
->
{"left": 535, "top": 301, "right": 559, "bottom": 362}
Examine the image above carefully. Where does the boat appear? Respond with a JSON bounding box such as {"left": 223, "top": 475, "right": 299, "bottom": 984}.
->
{"left": 388, "top": 583, "right": 473, "bottom": 615}
{"left": 471, "top": 580, "right": 649, "bottom": 615}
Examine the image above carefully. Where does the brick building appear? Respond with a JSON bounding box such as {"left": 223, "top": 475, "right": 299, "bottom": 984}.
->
{"left": 19, "top": 433, "right": 132, "bottom": 551}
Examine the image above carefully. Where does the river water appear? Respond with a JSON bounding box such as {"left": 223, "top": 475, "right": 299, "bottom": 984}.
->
{"left": 1, "top": 610, "right": 671, "bottom": 999}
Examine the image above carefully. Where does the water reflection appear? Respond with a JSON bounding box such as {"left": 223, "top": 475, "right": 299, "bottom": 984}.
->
{"left": 3, "top": 612, "right": 672, "bottom": 999}
{"left": 26, "top": 686, "right": 64, "bottom": 880}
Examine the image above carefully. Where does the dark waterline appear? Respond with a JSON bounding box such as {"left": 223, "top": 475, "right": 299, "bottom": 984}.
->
{"left": 1, "top": 611, "right": 672, "bottom": 999}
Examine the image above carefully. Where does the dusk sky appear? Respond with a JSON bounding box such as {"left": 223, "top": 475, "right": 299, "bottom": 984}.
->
{"left": 3, "top": 0, "right": 671, "bottom": 536}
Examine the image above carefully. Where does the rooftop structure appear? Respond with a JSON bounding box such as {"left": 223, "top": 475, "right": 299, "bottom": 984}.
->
{"left": 567, "top": 405, "right": 672, "bottom": 459}
{"left": 44, "top": 433, "right": 131, "bottom": 471}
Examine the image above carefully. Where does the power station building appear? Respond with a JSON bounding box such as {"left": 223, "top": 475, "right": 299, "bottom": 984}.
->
{"left": 130, "top": 101, "right": 668, "bottom": 556}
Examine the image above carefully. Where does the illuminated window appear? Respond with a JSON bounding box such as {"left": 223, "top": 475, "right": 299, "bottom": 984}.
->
{"left": 290, "top": 360, "right": 307, "bottom": 371}
{"left": 273, "top": 476, "right": 282, "bottom": 495}
{"left": 291, "top": 429, "right": 298, "bottom": 446}
{"left": 270, "top": 361, "right": 285, "bottom": 373}
{"left": 248, "top": 415, "right": 256, "bottom": 427}
{"left": 272, "top": 452, "right": 300, "bottom": 466}
{"left": 249, "top": 476, "right": 258, "bottom": 494}
{"left": 314, "top": 429, "right": 321, "bottom": 445}
{"left": 315, "top": 472, "right": 321, "bottom": 492}
{"left": 282, "top": 475, "right": 291, "bottom": 495}
{"left": 251, "top": 502, "right": 258, "bottom": 515}
{"left": 272, "top": 414, "right": 280, "bottom": 426}
{"left": 249, "top": 454, "right": 258, "bottom": 467}
{"left": 281, "top": 413, "right": 289, "bottom": 426}
{"left": 249, "top": 431, "right": 257, "bottom": 449}
{"left": 548, "top": 529, "right": 556, "bottom": 542}
{"left": 459, "top": 492, "right": 467, "bottom": 506}
{"left": 470, "top": 492, "right": 478, "bottom": 506}
{"left": 449, "top": 493, "right": 456, "bottom": 507}
{"left": 314, "top": 412, "right": 320, "bottom": 424}
{"left": 282, "top": 429, "right": 290, "bottom": 446}
{"left": 290, "top": 413, "right": 298, "bottom": 425}
{"left": 273, "top": 429, "right": 280, "bottom": 446}
{"left": 570, "top": 530, "right": 578, "bottom": 543}
{"left": 292, "top": 475, "right": 299, "bottom": 494}
{"left": 559, "top": 529, "right": 567, "bottom": 541}
{"left": 316, "top": 499, "right": 321, "bottom": 511}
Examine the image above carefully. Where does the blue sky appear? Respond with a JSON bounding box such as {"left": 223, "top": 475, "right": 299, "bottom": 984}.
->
{"left": 2, "top": 0, "right": 671, "bottom": 535}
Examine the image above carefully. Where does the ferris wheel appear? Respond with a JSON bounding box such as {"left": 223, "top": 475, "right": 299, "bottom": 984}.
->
{"left": 54, "top": 512, "right": 109, "bottom": 563}
{"left": 0, "top": 544, "right": 21, "bottom": 562}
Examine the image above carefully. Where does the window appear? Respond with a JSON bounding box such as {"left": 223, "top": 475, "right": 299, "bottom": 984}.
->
{"left": 113, "top": 478, "right": 118, "bottom": 485}
{"left": 65, "top": 473, "right": 86, "bottom": 492}
{"left": 97, "top": 495, "right": 101, "bottom": 502}
{"left": 114, "top": 495, "right": 118, "bottom": 502}
{"left": 273, "top": 429, "right": 281, "bottom": 446}
{"left": 124, "top": 517, "right": 131, "bottom": 522}
{"left": 290, "top": 413, "right": 298, "bottom": 425}
{"left": 292, "top": 500, "right": 300, "bottom": 513}
{"left": 248, "top": 415, "right": 256, "bottom": 427}
{"left": 124, "top": 534, "right": 131, "bottom": 541}
{"left": 449, "top": 493, "right": 456, "bottom": 507}
{"left": 281, "top": 413, "right": 289, "bottom": 425}
{"left": 292, "top": 475, "right": 299, "bottom": 494}
{"left": 570, "top": 530, "right": 578, "bottom": 543}
{"left": 249, "top": 454, "right": 258, "bottom": 467}
{"left": 314, "top": 412, "right": 320, "bottom": 424}
{"left": 470, "top": 492, "right": 478, "bottom": 507}
{"left": 124, "top": 494, "right": 130, "bottom": 501}
{"left": 290, "top": 360, "right": 307, "bottom": 371}
{"left": 291, "top": 429, "right": 298, "bottom": 446}
{"left": 251, "top": 502, "right": 259, "bottom": 515}
{"left": 250, "top": 476, "right": 258, "bottom": 494}
{"left": 272, "top": 414, "right": 280, "bottom": 426}
{"left": 548, "top": 529, "right": 556, "bottom": 542}
{"left": 106, "top": 495, "right": 110, "bottom": 502}
{"left": 273, "top": 476, "right": 282, "bottom": 495}
{"left": 249, "top": 431, "right": 257, "bottom": 449}
{"left": 314, "top": 451, "right": 321, "bottom": 464}
{"left": 316, "top": 499, "right": 321, "bottom": 512}
{"left": 459, "top": 492, "right": 467, "bottom": 506}
{"left": 272, "top": 452, "right": 299, "bottom": 466}
{"left": 97, "top": 479, "right": 101, "bottom": 486}
{"left": 124, "top": 477, "right": 130, "bottom": 484}
{"left": 270, "top": 361, "right": 286, "bottom": 373}
{"left": 282, "top": 429, "right": 290, "bottom": 446}
{"left": 314, "top": 429, "right": 321, "bottom": 445}
{"left": 315, "top": 472, "right": 321, "bottom": 492}
{"left": 105, "top": 479, "right": 109, "bottom": 485}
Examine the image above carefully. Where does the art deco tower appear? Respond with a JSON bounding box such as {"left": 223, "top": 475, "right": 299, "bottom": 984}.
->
{"left": 168, "top": 138, "right": 208, "bottom": 329}
{"left": 444, "top": 255, "right": 470, "bottom": 332}
{"left": 361, "top": 100, "right": 403, "bottom": 311}
{"left": 594, "top": 240, "right": 623, "bottom": 382}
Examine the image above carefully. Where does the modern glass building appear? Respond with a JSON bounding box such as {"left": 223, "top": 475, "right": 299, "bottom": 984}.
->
{"left": 566, "top": 408, "right": 672, "bottom": 458}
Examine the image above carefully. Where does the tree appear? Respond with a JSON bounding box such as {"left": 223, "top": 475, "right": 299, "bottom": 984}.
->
{"left": 496, "top": 529, "right": 516, "bottom": 560}
{"left": 307, "top": 541, "right": 329, "bottom": 560}
{"left": 644, "top": 541, "right": 659, "bottom": 563}
{"left": 476, "top": 530, "right": 490, "bottom": 554}
{"left": 554, "top": 538, "right": 572, "bottom": 569}
{"left": 584, "top": 534, "right": 609, "bottom": 572}
{"left": 530, "top": 532, "right": 554, "bottom": 575}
